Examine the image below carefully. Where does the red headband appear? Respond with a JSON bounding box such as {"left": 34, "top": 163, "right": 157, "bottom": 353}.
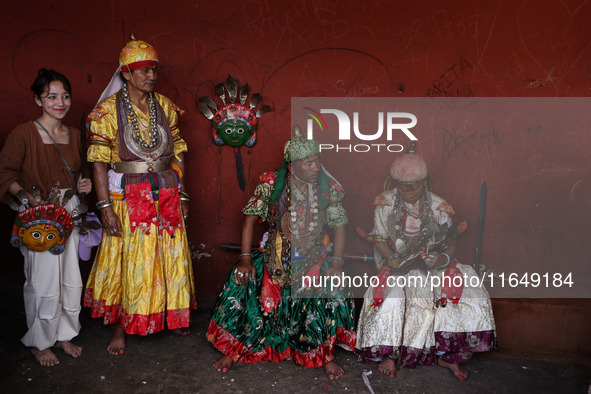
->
{"left": 121, "top": 60, "right": 158, "bottom": 72}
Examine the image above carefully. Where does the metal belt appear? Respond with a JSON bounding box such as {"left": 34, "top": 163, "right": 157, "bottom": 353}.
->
{"left": 112, "top": 158, "right": 172, "bottom": 174}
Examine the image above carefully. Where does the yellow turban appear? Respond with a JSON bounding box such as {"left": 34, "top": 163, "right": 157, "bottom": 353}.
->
{"left": 119, "top": 39, "right": 158, "bottom": 71}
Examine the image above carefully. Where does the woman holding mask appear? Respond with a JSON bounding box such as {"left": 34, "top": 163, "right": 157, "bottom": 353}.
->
{"left": 0, "top": 68, "right": 92, "bottom": 366}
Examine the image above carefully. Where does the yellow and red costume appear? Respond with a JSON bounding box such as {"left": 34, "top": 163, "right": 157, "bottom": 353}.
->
{"left": 84, "top": 39, "right": 196, "bottom": 335}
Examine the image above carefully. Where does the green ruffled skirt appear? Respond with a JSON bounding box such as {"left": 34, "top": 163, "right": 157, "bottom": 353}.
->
{"left": 207, "top": 252, "right": 356, "bottom": 368}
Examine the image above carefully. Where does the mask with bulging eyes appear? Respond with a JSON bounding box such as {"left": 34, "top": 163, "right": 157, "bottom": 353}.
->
{"left": 218, "top": 119, "right": 253, "bottom": 147}
{"left": 19, "top": 223, "right": 62, "bottom": 252}
{"left": 10, "top": 204, "right": 74, "bottom": 255}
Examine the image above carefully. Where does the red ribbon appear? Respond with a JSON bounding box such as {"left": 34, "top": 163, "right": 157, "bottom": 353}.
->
{"left": 260, "top": 266, "right": 281, "bottom": 315}
{"left": 370, "top": 265, "right": 392, "bottom": 308}
{"left": 441, "top": 260, "right": 464, "bottom": 305}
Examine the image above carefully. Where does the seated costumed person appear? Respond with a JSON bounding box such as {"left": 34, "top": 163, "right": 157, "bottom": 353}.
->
{"left": 207, "top": 127, "right": 356, "bottom": 380}
{"left": 84, "top": 36, "right": 196, "bottom": 355}
{"left": 354, "top": 143, "right": 496, "bottom": 381}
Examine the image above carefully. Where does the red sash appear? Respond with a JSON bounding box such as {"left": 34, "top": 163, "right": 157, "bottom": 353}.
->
{"left": 124, "top": 182, "right": 183, "bottom": 236}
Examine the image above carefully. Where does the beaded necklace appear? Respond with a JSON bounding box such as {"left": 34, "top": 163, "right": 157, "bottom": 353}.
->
{"left": 387, "top": 190, "right": 434, "bottom": 254}
{"left": 121, "top": 82, "right": 159, "bottom": 149}
{"left": 289, "top": 175, "right": 320, "bottom": 238}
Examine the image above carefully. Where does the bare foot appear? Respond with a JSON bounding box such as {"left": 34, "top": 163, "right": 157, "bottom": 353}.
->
{"left": 378, "top": 356, "right": 397, "bottom": 378}
{"left": 324, "top": 360, "right": 344, "bottom": 380}
{"left": 107, "top": 325, "right": 126, "bottom": 355}
{"left": 438, "top": 358, "right": 469, "bottom": 382}
{"left": 214, "top": 355, "right": 234, "bottom": 373}
{"left": 31, "top": 348, "right": 59, "bottom": 367}
{"left": 172, "top": 327, "right": 191, "bottom": 336}
{"left": 55, "top": 341, "right": 82, "bottom": 357}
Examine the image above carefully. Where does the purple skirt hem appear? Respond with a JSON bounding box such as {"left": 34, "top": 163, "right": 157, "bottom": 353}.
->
{"left": 355, "top": 330, "right": 496, "bottom": 367}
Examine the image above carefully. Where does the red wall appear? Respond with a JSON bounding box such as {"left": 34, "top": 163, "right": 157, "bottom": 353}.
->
{"left": 1, "top": 0, "right": 590, "bottom": 357}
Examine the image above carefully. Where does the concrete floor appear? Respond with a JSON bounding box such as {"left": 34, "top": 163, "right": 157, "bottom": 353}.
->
{"left": 1, "top": 287, "right": 589, "bottom": 394}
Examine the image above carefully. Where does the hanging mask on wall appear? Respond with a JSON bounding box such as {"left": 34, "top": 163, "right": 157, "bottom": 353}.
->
{"left": 199, "top": 75, "right": 271, "bottom": 190}
{"left": 10, "top": 204, "right": 74, "bottom": 255}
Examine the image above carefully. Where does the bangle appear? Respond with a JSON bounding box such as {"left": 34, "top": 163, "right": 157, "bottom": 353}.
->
{"left": 179, "top": 197, "right": 190, "bottom": 202}
{"left": 97, "top": 202, "right": 113, "bottom": 210}
{"left": 332, "top": 256, "right": 344, "bottom": 264}
{"left": 240, "top": 252, "right": 253, "bottom": 258}
{"left": 179, "top": 191, "right": 190, "bottom": 198}
{"left": 439, "top": 253, "right": 451, "bottom": 269}
{"left": 16, "top": 189, "right": 29, "bottom": 204}
{"left": 96, "top": 199, "right": 109, "bottom": 208}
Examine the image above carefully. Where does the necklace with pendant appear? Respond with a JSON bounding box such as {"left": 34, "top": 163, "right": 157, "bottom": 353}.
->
{"left": 388, "top": 190, "right": 433, "bottom": 253}
{"left": 289, "top": 177, "right": 320, "bottom": 238}
{"left": 121, "top": 82, "right": 159, "bottom": 149}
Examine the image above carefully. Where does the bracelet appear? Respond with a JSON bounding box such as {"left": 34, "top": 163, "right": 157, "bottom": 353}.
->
{"left": 179, "top": 197, "right": 190, "bottom": 202}
{"left": 16, "top": 189, "right": 29, "bottom": 205}
{"left": 179, "top": 191, "right": 190, "bottom": 198}
{"left": 97, "top": 202, "right": 113, "bottom": 210}
{"left": 95, "top": 199, "right": 109, "bottom": 208}
{"left": 240, "top": 253, "right": 253, "bottom": 258}
{"left": 439, "top": 253, "right": 451, "bottom": 269}
{"left": 332, "top": 256, "right": 344, "bottom": 264}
